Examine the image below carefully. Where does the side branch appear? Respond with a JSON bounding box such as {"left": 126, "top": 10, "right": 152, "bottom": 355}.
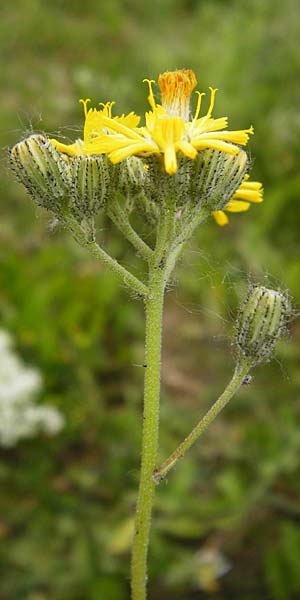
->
{"left": 164, "top": 205, "right": 210, "bottom": 283}
{"left": 61, "top": 212, "right": 148, "bottom": 298}
{"left": 108, "top": 200, "right": 154, "bottom": 261}
{"left": 153, "top": 360, "right": 251, "bottom": 483}
{"left": 173, "top": 205, "right": 210, "bottom": 249}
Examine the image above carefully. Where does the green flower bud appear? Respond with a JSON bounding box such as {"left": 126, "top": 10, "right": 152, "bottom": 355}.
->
{"left": 141, "top": 148, "right": 248, "bottom": 212}
{"left": 117, "top": 157, "right": 149, "bottom": 216}
{"left": 10, "top": 134, "right": 71, "bottom": 212}
{"left": 70, "top": 155, "right": 147, "bottom": 220}
{"left": 236, "top": 285, "right": 292, "bottom": 365}
{"left": 198, "top": 149, "right": 248, "bottom": 211}
{"left": 71, "top": 154, "right": 111, "bottom": 218}
{"left": 118, "top": 156, "right": 146, "bottom": 197}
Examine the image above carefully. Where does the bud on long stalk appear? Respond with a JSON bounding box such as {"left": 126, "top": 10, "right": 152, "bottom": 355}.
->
{"left": 236, "top": 285, "right": 291, "bottom": 365}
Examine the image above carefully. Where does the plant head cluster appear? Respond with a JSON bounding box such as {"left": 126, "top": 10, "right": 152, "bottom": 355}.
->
{"left": 10, "top": 69, "right": 263, "bottom": 235}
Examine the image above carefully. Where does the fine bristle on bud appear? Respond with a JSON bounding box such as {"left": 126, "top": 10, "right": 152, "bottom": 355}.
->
{"left": 235, "top": 285, "right": 292, "bottom": 365}
{"left": 71, "top": 155, "right": 111, "bottom": 217}
{"left": 143, "top": 148, "right": 248, "bottom": 213}
{"left": 190, "top": 148, "right": 248, "bottom": 211}
{"left": 10, "top": 134, "right": 71, "bottom": 212}
{"left": 118, "top": 156, "right": 146, "bottom": 197}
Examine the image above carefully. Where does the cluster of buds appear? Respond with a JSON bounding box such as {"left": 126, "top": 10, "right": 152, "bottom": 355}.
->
{"left": 10, "top": 134, "right": 145, "bottom": 223}
{"left": 10, "top": 70, "right": 266, "bottom": 232}
{"left": 142, "top": 149, "right": 248, "bottom": 213}
{"left": 10, "top": 132, "right": 251, "bottom": 227}
{"left": 235, "top": 284, "right": 292, "bottom": 366}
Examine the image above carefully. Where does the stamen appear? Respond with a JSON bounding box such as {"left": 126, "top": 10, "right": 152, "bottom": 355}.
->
{"left": 143, "top": 79, "right": 156, "bottom": 110}
{"left": 79, "top": 99, "right": 91, "bottom": 118}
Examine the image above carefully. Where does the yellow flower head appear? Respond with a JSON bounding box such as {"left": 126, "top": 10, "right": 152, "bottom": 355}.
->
{"left": 50, "top": 68, "right": 263, "bottom": 225}
{"left": 51, "top": 68, "right": 254, "bottom": 176}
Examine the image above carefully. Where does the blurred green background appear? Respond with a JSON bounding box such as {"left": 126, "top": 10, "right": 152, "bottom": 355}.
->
{"left": 1, "top": 0, "right": 300, "bottom": 598}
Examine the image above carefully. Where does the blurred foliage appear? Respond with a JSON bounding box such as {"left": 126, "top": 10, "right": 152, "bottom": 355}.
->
{"left": 1, "top": 0, "right": 300, "bottom": 598}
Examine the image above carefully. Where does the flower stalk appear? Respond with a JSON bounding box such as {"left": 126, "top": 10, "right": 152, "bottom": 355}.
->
{"left": 153, "top": 359, "right": 252, "bottom": 484}
{"left": 107, "top": 198, "right": 154, "bottom": 261}
{"left": 60, "top": 211, "right": 149, "bottom": 298}
{"left": 131, "top": 264, "right": 165, "bottom": 600}
{"left": 131, "top": 201, "right": 176, "bottom": 600}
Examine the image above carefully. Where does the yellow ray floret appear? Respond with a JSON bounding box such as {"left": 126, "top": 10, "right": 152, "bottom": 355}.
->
{"left": 50, "top": 99, "right": 141, "bottom": 157}
{"left": 51, "top": 69, "right": 254, "bottom": 175}
{"left": 212, "top": 175, "right": 264, "bottom": 226}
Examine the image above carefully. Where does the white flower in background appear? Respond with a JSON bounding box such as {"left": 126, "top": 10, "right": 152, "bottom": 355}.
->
{"left": 195, "top": 546, "right": 231, "bottom": 592}
{"left": 0, "top": 329, "right": 64, "bottom": 447}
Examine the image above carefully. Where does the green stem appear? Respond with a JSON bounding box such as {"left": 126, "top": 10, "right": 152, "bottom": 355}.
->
{"left": 164, "top": 205, "right": 210, "bottom": 282}
{"left": 154, "top": 200, "right": 176, "bottom": 267}
{"left": 173, "top": 205, "right": 210, "bottom": 248}
{"left": 164, "top": 242, "right": 184, "bottom": 283}
{"left": 61, "top": 212, "right": 148, "bottom": 298}
{"left": 131, "top": 265, "right": 165, "bottom": 600}
{"left": 108, "top": 200, "right": 153, "bottom": 261}
{"left": 131, "top": 204, "right": 175, "bottom": 600}
{"left": 153, "top": 360, "right": 251, "bottom": 483}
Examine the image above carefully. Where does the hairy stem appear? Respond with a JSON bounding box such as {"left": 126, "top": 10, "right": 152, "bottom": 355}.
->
{"left": 108, "top": 200, "right": 153, "bottom": 261}
{"left": 173, "top": 205, "right": 210, "bottom": 248}
{"left": 153, "top": 360, "right": 251, "bottom": 483}
{"left": 131, "top": 266, "right": 165, "bottom": 600}
{"left": 131, "top": 204, "right": 175, "bottom": 600}
{"left": 164, "top": 205, "right": 210, "bottom": 281}
{"left": 154, "top": 200, "right": 176, "bottom": 267}
{"left": 61, "top": 212, "right": 148, "bottom": 298}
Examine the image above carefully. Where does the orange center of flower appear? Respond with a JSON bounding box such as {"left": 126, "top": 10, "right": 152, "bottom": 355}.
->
{"left": 158, "top": 69, "right": 197, "bottom": 121}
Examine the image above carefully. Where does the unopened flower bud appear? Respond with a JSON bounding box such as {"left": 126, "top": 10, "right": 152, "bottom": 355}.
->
{"left": 10, "top": 134, "right": 71, "bottom": 212}
{"left": 71, "top": 154, "right": 111, "bottom": 217}
{"left": 115, "top": 157, "right": 147, "bottom": 215}
{"left": 143, "top": 148, "right": 248, "bottom": 212}
{"left": 200, "top": 149, "right": 248, "bottom": 212}
{"left": 118, "top": 156, "right": 146, "bottom": 197}
{"left": 236, "top": 285, "right": 291, "bottom": 365}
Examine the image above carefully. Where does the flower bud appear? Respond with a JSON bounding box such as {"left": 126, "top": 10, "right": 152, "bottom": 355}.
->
{"left": 71, "top": 154, "right": 111, "bottom": 217}
{"left": 10, "top": 134, "right": 71, "bottom": 212}
{"left": 115, "top": 157, "right": 148, "bottom": 215}
{"left": 197, "top": 149, "right": 248, "bottom": 212}
{"left": 142, "top": 148, "right": 248, "bottom": 212}
{"left": 118, "top": 156, "right": 146, "bottom": 197}
{"left": 236, "top": 285, "right": 291, "bottom": 365}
